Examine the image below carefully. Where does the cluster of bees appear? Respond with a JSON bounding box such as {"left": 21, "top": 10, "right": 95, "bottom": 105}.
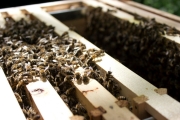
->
{"left": 0, "top": 11, "right": 124, "bottom": 120}
{"left": 85, "top": 7, "right": 180, "bottom": 102}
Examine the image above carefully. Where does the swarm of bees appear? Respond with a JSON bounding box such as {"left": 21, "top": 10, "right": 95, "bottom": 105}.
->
{"left": 85, "top": 7, "right": 180, "bottom": 102}
{"left": 0, "top": 10, "right": 124, "bottom": 120}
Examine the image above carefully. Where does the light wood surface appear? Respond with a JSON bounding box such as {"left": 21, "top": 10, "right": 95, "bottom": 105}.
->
{"left": 0, "top": 67, "right": 26, "bottom": 120}
{"left": 73, "top": 77, "right": 139, "bottom": 120}
{"left": 26, "top": 80, "right": 73, "bottom": 120}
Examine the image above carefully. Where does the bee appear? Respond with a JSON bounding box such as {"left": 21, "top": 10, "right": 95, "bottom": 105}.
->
{"left": 66, "top": 42, "right": 74, "bottom": 52}
{"left": 16, "top": 80, "right": 24, "bottom": 90}
{"left": 14, "top": 92, "right": 22, "bottom": 103}
{"left": 39, "top": 69, "right": 47, "bottom": 82}
{"left": 76, "top": 102, "right": 87, "bottom": 114}
{"left": 61, "top": 31, "right": 69, "bottom": 39}
{"left": 64, "top": 75, "right": 73, "bottom": 82}
{"left": 117, "top": 96, "right": 127, "bottom": 100}
{"left": 82, "top": 73, "right": 90, "bottom": 85}
{"left": 54, "top": 86, "right": 60, "bottom": 93}
{"left": 74, "top": 72, "right": 82, "bottom": 85}
{"left": 106, "top": 79, "right": 113, "bottom": 91}
{"left": 65, "top": 87, "right": 76, "bottom": 95}
{"left": 60, "top": 94, "right": 69, "bottom": 104}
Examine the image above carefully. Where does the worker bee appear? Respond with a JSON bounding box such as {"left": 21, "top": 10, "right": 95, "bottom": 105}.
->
{"left": 65, "top": 87, "right": 76, "bottom": 95}
{"left": 14, "top": 92, "right": 22, "bottom": 103}
{"left": 16, "top": 80, "right": 24, "bottom": 90}
{"left": 117, "top": 96, "right": 127, "bottom": 100}
{"left": 76, "top": 102, "right": 87, "bottom": 114}
{"left": 39, "top": 69, "right": 47, "bottom": 82}
{"left": 82, "top": 73, "right": 90, "bottom": 85}
{"left": 74, "top": 72, "right": 82, "bottom": 85}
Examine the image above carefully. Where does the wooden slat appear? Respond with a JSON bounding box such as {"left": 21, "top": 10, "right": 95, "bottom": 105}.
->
{"left": 24, "top": 5, "right": 180, "bottom": 119}
{"left": 73, "top": 67, "right": 139, "bottom": 120}
{"left": 26, "top": 80, "right": 73, "bottom": 120}
{"left": 0, "top": 67, "right": 26, "bottom": 120}
{"left": 100, "top": 0, "right": 180, "bottom": 30}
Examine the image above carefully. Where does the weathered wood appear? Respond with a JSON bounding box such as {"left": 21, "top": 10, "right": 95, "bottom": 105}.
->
{"left": 0, "top": 67, "right": 26, "bottom": 120}
{"left": 26, "top": 80, "right": 73, "bottom": 120}
{"left": 133, "top": 95, "right": 149, "bottom": 119}
{"left": 72, "top": 76, "right": 139, "bottom": 120}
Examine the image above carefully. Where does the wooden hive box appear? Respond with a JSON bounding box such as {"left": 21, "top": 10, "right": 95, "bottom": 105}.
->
{"left": 0, "top": 0, "right": 180, "bottom": 120}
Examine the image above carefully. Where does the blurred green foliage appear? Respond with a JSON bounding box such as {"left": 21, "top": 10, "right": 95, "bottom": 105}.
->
{"left": 134, "top": 0, "right": 180, "bottom": 16}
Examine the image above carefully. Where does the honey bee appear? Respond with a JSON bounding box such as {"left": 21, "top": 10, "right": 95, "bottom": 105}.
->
{"left": 82, "top": 73, "right": 89, "bottom": 85}
{"left": 16, "top": 80, "right": 24, "bottom": 90}
{"left": 117, "top": 96, "right": 127, "bottom": 100}
{"left": 76, "top": 102, "right": 87, "bottom": 114}
{"left": 74, "top": 72, "right": 82, "bottom": 85}
{"left": 14, "top": 92, "right": 22, "bottom": 103}
{"left": 60, "top": 94, "right": 69, "bottom": 104}
{"left": 39, "top": 69, "right": 46, "bottom": 82}
{"left": 65, "top": 87, "right": 76, "bottom": 95}
{"left": 61, "top": 31, "right": 69, "bottom": 39}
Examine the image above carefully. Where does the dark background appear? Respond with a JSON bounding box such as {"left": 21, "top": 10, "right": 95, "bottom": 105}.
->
{"left": 0, "top": 0, "right": 59, "bottom": 8}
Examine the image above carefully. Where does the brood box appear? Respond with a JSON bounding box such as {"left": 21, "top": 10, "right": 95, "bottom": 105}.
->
{"left": 0, "top": 0, "right": 180, "bottom": 120}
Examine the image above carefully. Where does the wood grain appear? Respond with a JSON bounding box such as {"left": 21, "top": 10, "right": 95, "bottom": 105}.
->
{"left": 26, "top": 80, "right": 73, "bottom": 120}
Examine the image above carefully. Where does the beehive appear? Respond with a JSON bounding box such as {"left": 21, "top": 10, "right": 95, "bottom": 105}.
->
{"left": 0, "top": 0, "right": 180, "bottom": 120}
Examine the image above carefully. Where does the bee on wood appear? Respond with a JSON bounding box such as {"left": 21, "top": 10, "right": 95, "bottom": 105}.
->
{"left": 61, "top": 31, "right": 69, "bottom": 39}
{"left": 39, "top": 69, "right": 47, "bottom": 82}
{"left": 117, "top": 96, "right": 127, "bottom": 100}
{"left": 82, "top": 73, "right": 90, "bottom": 85}
{"left": 74, "top": 72, "right": 82, "bottom": 85}
{"left": 76, "top": 102, "right": 87, "bottom": 114}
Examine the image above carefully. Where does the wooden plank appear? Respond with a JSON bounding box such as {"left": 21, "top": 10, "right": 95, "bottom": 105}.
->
{"left": 125, "top": 1, "right": 180, "bottom": 23}
{"left": 100, "top": 0, "right": 180, "bottom": 30}
{"left": 0, "top": 67, "right": 26, "bottom": 120}
{"left": 26, "top": 80, "right": 73, "bottom": 120}
{"left": 73, "top": 67, "right": 139, "bottom": 120}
